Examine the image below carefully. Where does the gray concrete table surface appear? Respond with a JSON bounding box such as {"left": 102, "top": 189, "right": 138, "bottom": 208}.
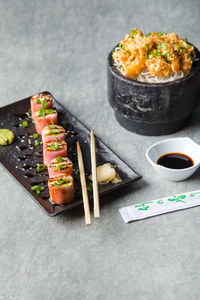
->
{"left": 0, "top": 0, "right": 200, "bottom": 299}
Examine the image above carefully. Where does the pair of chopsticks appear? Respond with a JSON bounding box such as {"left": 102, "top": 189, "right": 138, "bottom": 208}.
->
{"left": 77, "top": 130, "right": 99, "bottom": 226}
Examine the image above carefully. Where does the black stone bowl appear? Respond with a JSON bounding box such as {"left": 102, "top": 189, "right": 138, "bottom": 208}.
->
{"left": 107, "top": 45, "right": 200, "bottom": 135}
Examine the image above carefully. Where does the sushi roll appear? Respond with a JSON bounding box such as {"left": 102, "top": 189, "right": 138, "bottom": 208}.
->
{"left": 34, "top": 109, "right": 58, "bottom": 135}
{"left": 48, "top": 175, "right": 74, "bottom": 205}
{"left": 42, "top": 125, "right": 65, "bottom": 143}
{"left": 30, "top": 93, "right": 53, "bottom": 117}
{"left": 48, "top": 157, "right": 73, "bottom": 178}
{"left": 43, "top": 140, "right": 67, "bottom": 166}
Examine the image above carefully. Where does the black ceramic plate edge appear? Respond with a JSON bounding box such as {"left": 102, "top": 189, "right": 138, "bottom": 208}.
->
{"left": 0, "top": 92, "right": 141, "bottom": 216}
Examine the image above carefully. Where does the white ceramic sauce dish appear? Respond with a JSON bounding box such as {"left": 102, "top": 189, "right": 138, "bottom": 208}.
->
{"left": 146, "top": 137, "right": 200, "bottom": 181}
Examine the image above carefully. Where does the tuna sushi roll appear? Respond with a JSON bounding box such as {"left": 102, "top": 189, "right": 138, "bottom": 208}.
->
{"left": 48, "top": 175, "right": 74, "bottom": 205}
{"left": 34, "top": 109, "right": 58, "bottom": 135}
{"left": 42, "top": 125, "right": 66, "bottom": 143}
{"left": 30, "top": 93, "right": 53, "bottom": 117}
{"left": 48, "top": 157, "right": 73, "bottom": 178}
{"left": 43, "top": 140, "right": 67, "bottom": 165}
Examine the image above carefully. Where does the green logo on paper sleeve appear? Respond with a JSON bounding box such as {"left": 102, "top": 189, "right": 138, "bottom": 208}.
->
{"left": 134, "top": 202, "right": 153, "bottom": 211}
{"left": 189, "top": 192, "right": 200, "bottom": 197}
{"left": 167, "top": 195, "right": 186, "bottom": 203}
{"left": 157, "top": 199, "right": 164, "bottom": 204}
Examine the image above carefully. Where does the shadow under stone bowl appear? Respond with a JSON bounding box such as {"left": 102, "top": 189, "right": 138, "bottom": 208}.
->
{"left": 107, "top": 45, "right": 200, "bottom": 136}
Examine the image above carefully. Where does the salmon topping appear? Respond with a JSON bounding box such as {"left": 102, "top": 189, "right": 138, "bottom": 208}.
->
{"left": 112, "top": 29, "right": 194, "bottom": 78}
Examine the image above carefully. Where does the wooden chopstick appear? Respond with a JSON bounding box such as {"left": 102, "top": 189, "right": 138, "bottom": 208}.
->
{"left": 90, "top": 130, "right": 100, "bottom": 218}
{"left": 77, "top": 141, "right": 91, "bottom": 226}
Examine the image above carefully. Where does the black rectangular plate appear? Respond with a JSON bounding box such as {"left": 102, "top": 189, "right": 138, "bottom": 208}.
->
{"left": 0, "top": 92, "right": 141, "bottom": 216}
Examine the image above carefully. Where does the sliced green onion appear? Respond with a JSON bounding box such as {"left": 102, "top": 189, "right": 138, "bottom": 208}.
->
{"left": 56, "top": 156, "right": 64, "bottom": 162}
{"left": 32, "top": 120, "right": 35, "bottom": 124}
{"left": 35, "top": 141, "right": 40, "bottom": 146}
{"left": 61, "top": 120, "right": 67, "bottom": 128}
{"left": 130, "top": 29, "right": 136, "bottom": 36}
{"left": 87, "top": 183, "right": 93, "bottom": 192}
{"left": 166, "top": 53, "right": 171, "bottom": 61}
{"left": 154, "top": 50, "right": 160, "bottom": 56}
{"left": 39, "top": 109, "right": 54, "bottom": 117}
{"left": 76, "top": 173, "right": 80, "bottom": 180}
{"left": 187, "top": 45, "right": 192, "bottom": 49}
{"left": 178, "top": 44, "right": 182, "bottom": 51}
{"left": 118, "top": 65, "right": 123, "bottom": 69}
{"left": 119, "top": 42, "right": 125, "bottom": 50}
{"left": 28, "top": 108, "right": 31, "bottom": 114}
{"left": 36, "top": 99, "right": 41, "bottom": 104}
{"left": 55, "top": 164, "right": 62, "bottom": 170}
{"left": 162, "top": 44, "right": 167, "bottom": 51}
{"left": 157, "top": 32, "right": 164, "bottom": 37}
{"left": 33, "top": 133, "right": 38, "bottom": 139}
{"left": 75, "top": 168, "right": 80, "bottom": 180}
{"left": 55, "top": 164, "right": 66, "bottom": 170}
{"left": 42, "top": 100, "right": 47, "bottom": 109}
{"left": 36, "top": 164, "right": 45, "bottom": 172}
{"left": 130, "top": 29, "right": 136, "bottom": 38}
{"left": 145, "top": 43, "right": 149, "bottom": 51}
{"left": 39, "top": 108, "right": 46, "bottom": 117}
{"left": 46, "top": 109, "right": 54, "bottom": 114}
{"left": 50, "top": 120, "right": 54, "bottom": 125}
{"left": 22, "top": 121, "right": 29, "bottom": 128}
{"left": 50, "top": 142, "right": 59, "bottom": 151}
{"left": 53, "top": 177, "right": 66, "bottom": 187}
{"left": 68, "top": 145, "right": 73, "bottom": 152}
{"left": 31, "top": 185, "right": 44, "bottom": 194}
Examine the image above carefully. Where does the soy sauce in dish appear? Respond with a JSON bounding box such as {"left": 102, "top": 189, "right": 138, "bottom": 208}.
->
{"left": 157, "top": 153, "right": 194, "bottom": 169}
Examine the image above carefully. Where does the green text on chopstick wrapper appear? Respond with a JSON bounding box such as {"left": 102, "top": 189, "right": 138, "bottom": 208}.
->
{"left": 119, "top": 190, "right": 200, "bottom": 223}
{"left": 134, "top": 194, "right": 187, "bottom": 211}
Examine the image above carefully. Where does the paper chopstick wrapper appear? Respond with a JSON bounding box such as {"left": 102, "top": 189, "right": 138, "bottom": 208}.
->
{"left": 119, "top": 190, "right": 200, "bottom": 223}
